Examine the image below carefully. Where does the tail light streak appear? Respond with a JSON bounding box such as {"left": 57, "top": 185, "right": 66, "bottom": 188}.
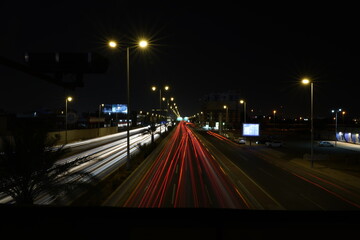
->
{"left": 124, "top": 122, "right": 249, "bottom": 208}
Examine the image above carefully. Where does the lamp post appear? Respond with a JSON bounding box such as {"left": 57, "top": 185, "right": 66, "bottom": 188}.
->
{"left": 240, "top": 99, "right": 246, "bottom": 123}
{"left": 302, "top": 78, "right": 314, "bottom": 167}
{"left": 65, "top": 96, "right": 72, "bottom": 144}
{"left": 163, "top": 96, "right": 173, "bottom": 131}
{"left": 332, "top": 108, "right": 342, "bottom": 147}
{"left": 169, "top": 97, "right": 174, "bottom": 123}
{"left": 98, "top": 103, "right": 104, "bottom": 137}
{"left": 109, "top": 39, "right": 148, "bottom": 170}
{"left": 273, "top": 110, "right": 277, "bottom": 126}
{"left": 151, "top": 85, "right": 169, "bottom": 134}
{"left": 223, "top": 105, "right": 228, "bottom": 129}
{"left": 162, "top": 97, "right": 167, "bottom": 131}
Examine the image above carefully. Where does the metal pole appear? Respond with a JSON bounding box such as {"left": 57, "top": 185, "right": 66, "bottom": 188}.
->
{"left": 65, "top": 99, "right": 68, "bottom": 144}
{"left": 126, "top": 47, "right": 130, "bottom": 169}
{"left": 335, "top": 111, "right": 338, "bottom": 147}
{"left": 159, "top": 89, "right": 162, "bottom": 113}
{"left": 219, "top": 112, "right": 223, "bottom": 134}
{"left": 273, "top": 111, "right": 276, "bottom": 128}
{"left": 166, "top": 99, "right": 169, "bottom": 132}
{"left": 159, "top": 88, "right": 162, "bottom": 135}
{"left": 310, "top": 82, "right": 314, "bottom": 168}
{"left": 98, "top": 104, "right": 101, "bottom": 137}
{"left": 244, "top": 102, "right": 246, "bottom": 123}
{"left": 227, "top": 108, "right": 229, "bottom": 127}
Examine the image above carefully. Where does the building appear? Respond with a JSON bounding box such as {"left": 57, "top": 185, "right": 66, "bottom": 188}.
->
{"left": 199, "top": 90, "right": 243, "bottom": 130}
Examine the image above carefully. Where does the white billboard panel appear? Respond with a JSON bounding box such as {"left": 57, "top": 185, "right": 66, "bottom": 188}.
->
{"left": 103, "top": 104, "right": 127, "bottom": 114}
{"left": 243, "top": 123, "right": 260, "bottom": 136}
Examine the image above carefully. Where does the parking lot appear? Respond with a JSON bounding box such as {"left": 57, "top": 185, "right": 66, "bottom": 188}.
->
{"left": 260, "top": 137, "right": 360, "bottom": 178}
{"left": 220, "top": 129, "right": 360, "bottom": 177}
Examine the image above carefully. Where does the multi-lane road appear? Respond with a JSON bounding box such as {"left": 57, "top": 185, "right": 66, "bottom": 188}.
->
{"left": 104, "top": 121, "right": 360, "bottom": 210}
{"left": 3, "top": 120, "right": 359, "bottom": 210}
{"left": 201, "top": 130, "right": 360, "bottom": 210}
{"left": 0, "top": 125, "right": 166, "bottom": 204}
{"left": 105, "top": 121, "right": 249, "bottom": 208}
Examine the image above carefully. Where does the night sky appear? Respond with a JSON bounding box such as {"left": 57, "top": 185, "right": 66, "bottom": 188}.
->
{"left": 1, "top": 2, "right": 359, "bottom": 119}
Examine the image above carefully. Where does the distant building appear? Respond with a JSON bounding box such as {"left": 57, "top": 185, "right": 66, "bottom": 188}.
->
{"left": 199, "top": 90, "right": 243, "bottom": 130}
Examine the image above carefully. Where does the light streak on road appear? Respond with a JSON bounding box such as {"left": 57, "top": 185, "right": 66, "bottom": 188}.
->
{"left": 245, "top": 147, "right": 360, "bottom": 209}
{"left": 123, "top": 121, "right": 250, "bottom": 208}
{"left": 1, "top": 125, "right": 162, "bottom": 205}
{"left": 290, "top": 172, "right": 360, "bottom": 209}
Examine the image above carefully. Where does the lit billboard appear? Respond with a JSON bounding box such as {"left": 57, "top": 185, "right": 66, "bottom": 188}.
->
{"left": 243, "top": 123, "right": 260, "bottom": 136}
{"left": 103, "top": 104, "right": 127, "bottom": 114}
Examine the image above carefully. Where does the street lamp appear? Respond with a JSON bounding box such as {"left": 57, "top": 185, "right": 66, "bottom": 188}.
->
{"left": 151, "top": 85, "right": 169, "bottom": 134}
{"left": 169, "top": 97, "right": 174, "bottom": 121}
{"left": 151, "top": 85, "right": 169, "bottom": 113}
{"left": 65, "top": 96, "right": 73, "bottom": 144}
{"left": 302, "top": 78, "right": 314, "bottom": 167}
{"left": 273, "top": 110, "right": 277, "bottom": 124}
{"left": 109, "top": 39, "right": 148, "bottom": 169}
{"left": 223, "top": 105, "right": 228, "bottom": 128}
{"left": 332, "top": 108, "right": 342, "bottom": 147}
{"left": 98, "top": 103, "right": 104, "bottom": 136}
{"left": 342, "top": 111, "right": 346, "bottom": 123}
{"left": 240, "top": 99, "right": 246, "bottom": 123}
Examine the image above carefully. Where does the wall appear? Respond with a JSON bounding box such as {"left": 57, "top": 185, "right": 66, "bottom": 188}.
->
{"left": 48, "top": 127, "right": 118, "bottom": 144}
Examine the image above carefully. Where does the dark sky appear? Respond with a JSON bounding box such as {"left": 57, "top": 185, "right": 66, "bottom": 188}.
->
{"left": 1, "top": 2, "right": 359, "bottom": 119}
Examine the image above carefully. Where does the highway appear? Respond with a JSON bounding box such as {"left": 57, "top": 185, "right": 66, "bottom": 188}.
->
{"left": 104, "top": 121, "right": 250, "bottom": 208}
{"left": 0, "top": 124, "right": 166, "bottom": 204}
{"left": 198, "top": 130, "right": 360, "bottom": 210}
{"left": 104, "top": 122, "right": 360, "bottom": 210}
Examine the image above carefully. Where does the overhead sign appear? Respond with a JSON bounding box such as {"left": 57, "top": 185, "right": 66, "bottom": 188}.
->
{"left": 243, "top": 123, "right": 260, "bottom": 136}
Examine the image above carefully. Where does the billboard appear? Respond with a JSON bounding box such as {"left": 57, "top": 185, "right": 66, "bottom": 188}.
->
{"left": 103, "top": 104, "right": 127, "bottom": 114}
{"left": 243, "top": 123, "right": 260, "bottom": 136}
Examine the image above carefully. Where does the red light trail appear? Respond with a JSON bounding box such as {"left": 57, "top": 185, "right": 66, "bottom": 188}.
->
{"left": 123, "top": 121, "right": 249, "bottom": 208}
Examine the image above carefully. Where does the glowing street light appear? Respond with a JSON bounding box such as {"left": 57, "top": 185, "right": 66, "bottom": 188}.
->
{"left": 332, "top": 108, "right": 342, "bottom": 147}
{"left": 65, "top": 96, "right": 73, "bottom": 144}
{"left": 223, "top": 105, "right": 228, "bottom": 128}
{"left": 139, "top": 40, "right": 148, "bottom": 48}
{"left": 98, "top": 103, "right": 104, "bottom": 136}
{"left": 302, "top": 78, "right": 314, "bottom": 167}
{"left": 342, "top": 110, "right": 346, "bottom": 123}
{"left": 108, "top": 41, "right": 117, "bottom": 48}
{"left": 151, "top": 85, "right": 169, "bottom": 134}
{"left": 109, "top": 39, "right": 148, "bottom": 169}
{"left": 240, "top": 99, "right": 246, "bottom": 123}
{"left": 151, "top": 85, "right": 170, "bottom": 112}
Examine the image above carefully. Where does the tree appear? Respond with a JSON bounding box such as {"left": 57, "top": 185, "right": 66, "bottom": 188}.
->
{"left": 0, "top": 120, "right": 96, "bottom": 205}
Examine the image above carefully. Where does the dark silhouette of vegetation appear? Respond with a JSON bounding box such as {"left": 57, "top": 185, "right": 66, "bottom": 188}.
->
{"left": 0, "top": 120, "right": 96, "bottom": 205}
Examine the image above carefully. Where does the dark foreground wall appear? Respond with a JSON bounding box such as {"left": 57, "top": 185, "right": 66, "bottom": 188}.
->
{"left": 1, "top": 205, "right": 359, "bottom": 240}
